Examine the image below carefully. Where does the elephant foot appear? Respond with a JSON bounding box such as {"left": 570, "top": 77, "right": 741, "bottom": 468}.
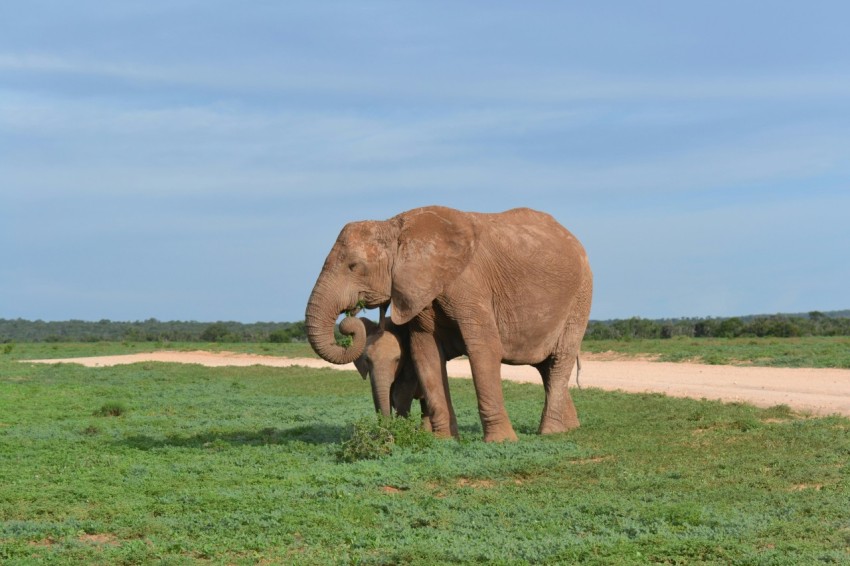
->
{"left": 538, "top": 416, "right": 580, "bottom": 435}
{"left": 428, "top": 407, "right": 460, "bottom": 439}
{"left": 483, "top": 426, "right": 518, "bottom": 443}
{"left": 430, "top": 420, "right": 460, "bottom": 440}
{"left": 432, "top": 428, "right": 456, "bottom": 440}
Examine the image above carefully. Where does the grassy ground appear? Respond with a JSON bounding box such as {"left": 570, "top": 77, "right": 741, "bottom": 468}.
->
{"left": 3, "top": 341, "right": 316, "bottom": 360}
{"left": 2, "top": 344, "right": 849, "bottom": 564}
{"left": 583, "top": 336, "right": 850, "bottom": 368}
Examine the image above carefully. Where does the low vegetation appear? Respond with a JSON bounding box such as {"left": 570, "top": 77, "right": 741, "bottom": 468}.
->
{"left": 584, "top": 336, "right": 850, "bottom": 369}
{"left": 338, "top": 415, "right": 435, "bottom": 463}
{"left": 585, "top": 310, "right": 850, "bottom": 340}
{"left": 2, "top": 344, "right": 848, "bottom": 564}
{"left": 3, "top": 310, "right": 848, "bottom": 344}
{"left": 6, "top": 335, "right": 849, "bottom": 369}
{"left": 0, "top": 319, "right": 309, "bottom": 344}
{"left": 0, "top": 340, "right": 316, "bottom": 361}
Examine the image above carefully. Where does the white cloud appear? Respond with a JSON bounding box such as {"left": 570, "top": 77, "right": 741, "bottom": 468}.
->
{"left": 3, "top": 90, "right": 848, "bottom": 212}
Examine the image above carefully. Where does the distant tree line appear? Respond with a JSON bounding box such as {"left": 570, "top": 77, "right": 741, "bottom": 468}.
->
{"left": 585, "top": 311, "right": 850, "bottom": 340}
{"left": 2, "top": 311, "right": 848, "bottom": 343}
{"left": 0, "top": 318, "right": 307, "bottom": 344}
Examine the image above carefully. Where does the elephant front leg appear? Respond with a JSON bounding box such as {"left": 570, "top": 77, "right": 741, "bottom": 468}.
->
{"left": 410, "top": 332, "right": 457, "bottom": 438}
{"left": 465, "top": 342, "right": 518, "bottom": 442}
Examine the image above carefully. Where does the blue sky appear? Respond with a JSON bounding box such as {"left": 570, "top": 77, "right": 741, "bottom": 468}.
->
{"left": 2, "top": 2, "right": 849, "bottom": 322}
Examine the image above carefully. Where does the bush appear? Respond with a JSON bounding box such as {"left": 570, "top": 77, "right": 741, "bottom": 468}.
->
{"left": 200, "top": 323, "right": 230, "bottom": 342}
{"left": 717, "top": 317, "right": 745, "bottom": 338}
{"left": 338, "top": 415, "right": 434, "bottom": 462}
{"left": 268, "top": 329, "right": 292, "bottom": 343}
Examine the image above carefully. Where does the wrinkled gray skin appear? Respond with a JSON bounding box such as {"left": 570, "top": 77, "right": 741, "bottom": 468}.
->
{"left": 352, "top": 316, "right": 431, "bottom": 430}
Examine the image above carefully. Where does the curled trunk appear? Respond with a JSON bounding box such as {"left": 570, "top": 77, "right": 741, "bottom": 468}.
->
{"left": 305, "top": 286, "right": 366, "bottom": 365}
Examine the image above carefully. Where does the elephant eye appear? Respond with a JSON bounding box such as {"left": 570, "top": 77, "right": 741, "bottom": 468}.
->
{"left": 348, "top": 261, "right": 366, "bottom": 275}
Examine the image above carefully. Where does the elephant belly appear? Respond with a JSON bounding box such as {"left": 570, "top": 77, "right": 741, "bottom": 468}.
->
{"left": 500, "top": 341, "right": 555, "bottom": 365}
{"left": 497, "top": 318, "right": 564, "bottom": 364}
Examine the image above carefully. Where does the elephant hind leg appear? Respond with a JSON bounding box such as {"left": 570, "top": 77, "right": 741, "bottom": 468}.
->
{"left": 535, "top": 352, "right": 580, "bottom": 435}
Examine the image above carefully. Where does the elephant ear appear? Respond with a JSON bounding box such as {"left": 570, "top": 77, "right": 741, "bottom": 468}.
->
{"left": 353, "top": 317, "right": 379, "bottom": 380}
{"left": 391, "top": 207, "right": 476, "bottom": 325}
{"left": 353, "top": 355, "right": 370, "bottom": 380}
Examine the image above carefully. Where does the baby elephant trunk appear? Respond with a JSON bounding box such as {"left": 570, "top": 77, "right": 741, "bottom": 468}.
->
{"left": 370, "top": 372, "right": 393, "bottom": 417}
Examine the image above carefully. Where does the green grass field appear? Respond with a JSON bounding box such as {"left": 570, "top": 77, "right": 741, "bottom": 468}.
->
{"left": 2, "top": 340, "right": 317, "bottom": 361}
{"left": 2, "top": 344, "right": 849, "bottom": 564}
{"left": 584, "top": 336, "right": 850, "bottom": 368}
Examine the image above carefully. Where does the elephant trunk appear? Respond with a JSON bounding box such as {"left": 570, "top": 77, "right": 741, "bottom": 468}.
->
{"left": 370, "top": 372, "right": 393, "bottom": 417}
{"left": 305, "top": 283, "right": 366, "bottom": 365}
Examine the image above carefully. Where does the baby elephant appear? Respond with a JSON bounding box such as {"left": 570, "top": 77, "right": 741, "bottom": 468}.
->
{"left": 352, "top": 317, "right": 431, "bottom": 430}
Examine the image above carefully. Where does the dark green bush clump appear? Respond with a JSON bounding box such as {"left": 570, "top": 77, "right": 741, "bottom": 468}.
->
{"left": 338, "top": 415, "right": 434, "bottom": 462}
{"left": 585, "top": 311, "right": 850, "bottom": 340}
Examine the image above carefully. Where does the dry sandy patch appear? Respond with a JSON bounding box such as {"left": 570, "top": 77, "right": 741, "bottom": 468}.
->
{"left": 24, "top": 351, "right": 850, "bottom": 417}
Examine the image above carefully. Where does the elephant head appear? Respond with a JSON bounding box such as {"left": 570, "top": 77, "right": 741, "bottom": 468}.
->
{"left": 352, "top": 316, "right": 420, "bottom": 418}
{"left": 305, "top": 207, "right": 476, "bottom": 364}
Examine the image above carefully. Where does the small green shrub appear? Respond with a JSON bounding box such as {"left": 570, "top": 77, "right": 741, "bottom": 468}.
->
{"left": 762, "top": 404, "right": 795, "bottom": 420}
{"left": 386, "top": 415, "right": 436, "bottom": 452}
{"left": 338, "top": 417, "right": 394, "bottom": 462}
{"left": 3, "top": 343, "right": 14, "bottom": 355}
{"left": 701, "top": 352, "right": 728, "bottom": 365}
{"left": 94, "top": 402, "right": 127, "bottom": 417}
{"left": 338, "top": 415, "right": 434, "bottom": 462}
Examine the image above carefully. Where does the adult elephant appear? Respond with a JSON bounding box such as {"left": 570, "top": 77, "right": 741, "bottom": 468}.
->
{"left": 305, "top": 206, "right": 593, "bottom": 442}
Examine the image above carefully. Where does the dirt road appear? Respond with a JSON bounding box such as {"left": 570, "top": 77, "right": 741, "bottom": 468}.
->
{"left": 25, "top": 351, "right": 850, "bottom": 417}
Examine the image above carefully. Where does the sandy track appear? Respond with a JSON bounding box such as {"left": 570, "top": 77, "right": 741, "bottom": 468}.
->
{"left": 24, "top": 351, "right": 850, "bottom": 417}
